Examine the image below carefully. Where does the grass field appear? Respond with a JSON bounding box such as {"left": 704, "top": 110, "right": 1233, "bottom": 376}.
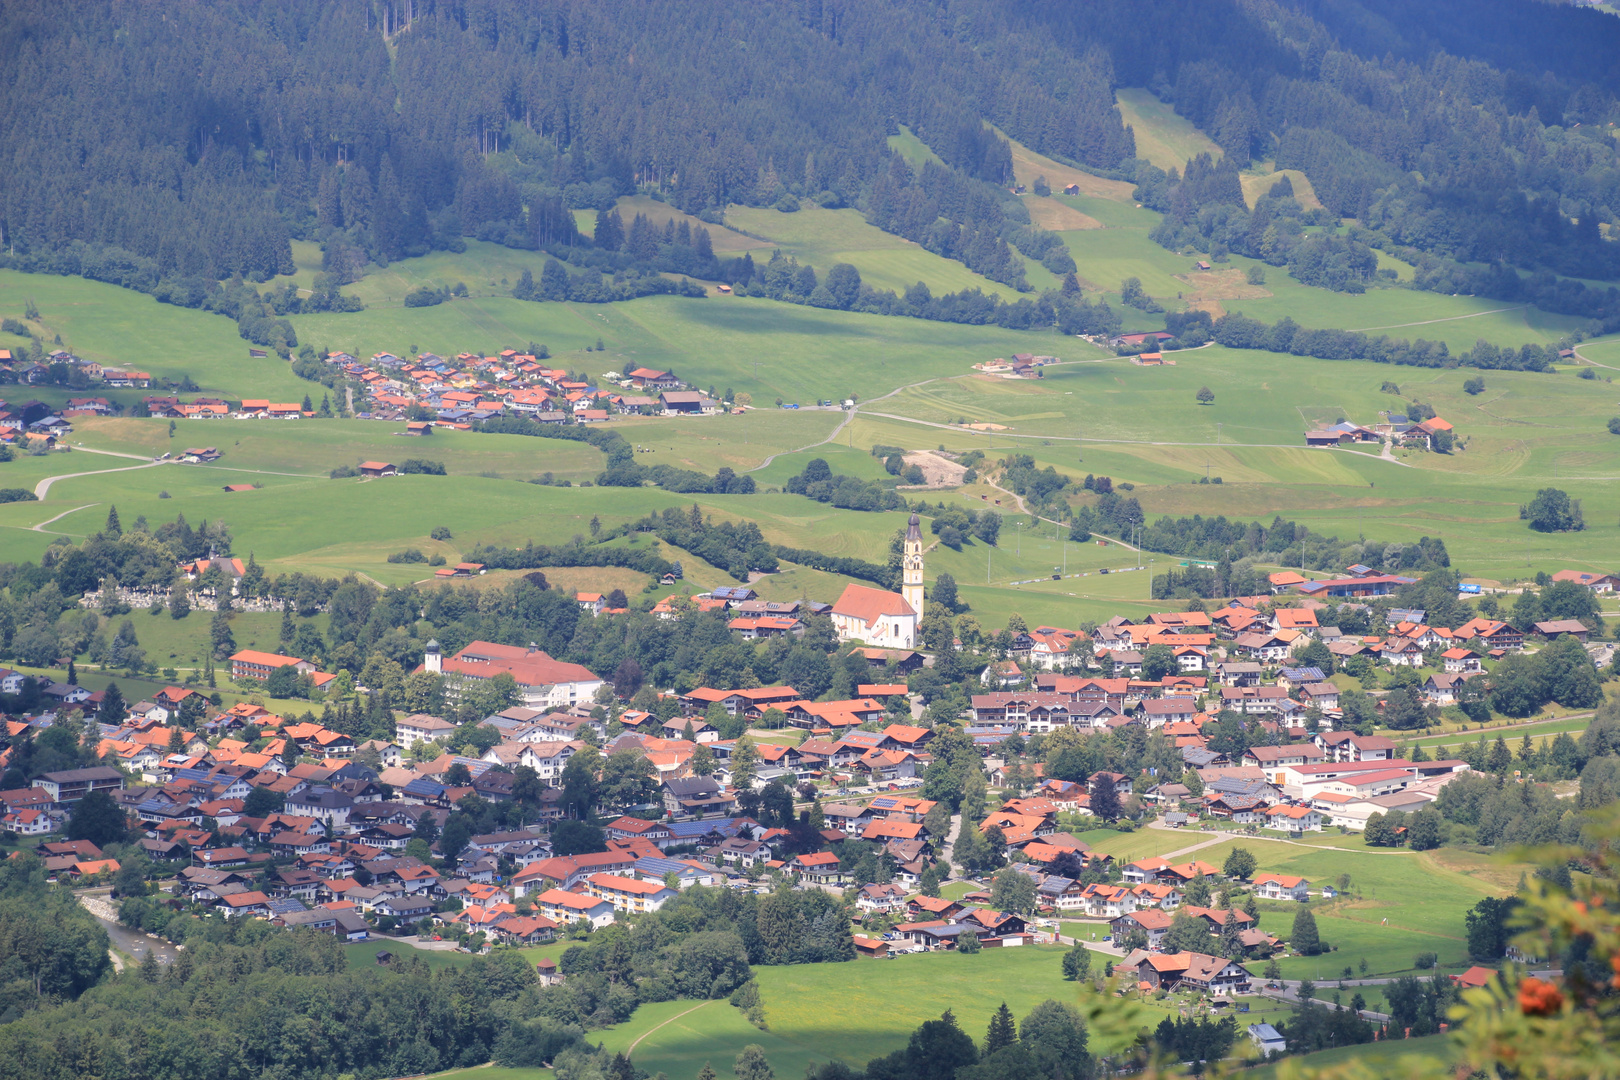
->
{"left": 1056, "top": 828, "right": 1518, "bottom": 982}
{"left": 886, "top": 126, "right": 946, "bottom": 171}
{"left": 288, "top": 292, "right": 1085, "bottom": 413}
{"left": 861, "top": 348, "right": 1620, "bottom": 586}
{"left": 723, "top": 203, "right": 1038, "bottom": 301}
{"left": 1115, "top": 89, "right": 1225, "bottom": 171}
{"left": 1249, "top": 1032, "right": 1456, "bottom": 1079}
{"left": 0, "top": 270, "right": 313, "bottom": 402}
{"left": 597, "top": 947, "right": 1144, "bottom": 1078}
{"left": 3, "top": 171, "right": 1619, "bottom": 626}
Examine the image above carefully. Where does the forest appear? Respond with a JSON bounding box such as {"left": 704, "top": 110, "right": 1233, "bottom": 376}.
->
{"left": 4, "top": 0, "right": 1619, "bottom": 329}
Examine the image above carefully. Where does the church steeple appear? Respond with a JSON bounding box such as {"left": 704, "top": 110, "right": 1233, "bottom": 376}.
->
{"left": 902, "top": 513, "right": 925, "bottom": 617}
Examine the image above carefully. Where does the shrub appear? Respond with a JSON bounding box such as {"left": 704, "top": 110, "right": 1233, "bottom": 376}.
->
{"left": 1608, "top": 417, "right": 1620, "bottom": 435}
{"left": 329, "top": 464, "right": 359, "bottom": 478}
{"left": 430, "top": 525, "right": 453, "bottom": 540}
{"left": 399, "top": 459, "right": 447, "bottom": 475}
{"left": 403, "top": 285, "right": 447, "bottom": 308}
{"left": 386, "top": 549, "right": 427, "bottom": 564}
{"left": 1414, "top": 952, "right": 1438, "bottom": 970}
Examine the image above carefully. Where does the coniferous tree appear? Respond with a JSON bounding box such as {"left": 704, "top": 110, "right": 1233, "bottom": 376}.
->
{"left": 985, "top": 1002, "right": 1017, "bottom": 1054}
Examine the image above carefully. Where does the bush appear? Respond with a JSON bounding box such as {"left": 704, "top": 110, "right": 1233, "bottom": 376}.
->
{"left": 1414, "top": 952, "right": 1438, "bottom": 970}
{"left": 387, "top": 548, "right": 427, "bottom": 564}
{"left": 0, "top": 489, "right": 38, "bottom": 503}
{"left": 430, "top": 525, "right": 453, "bottom": 540}
{"left": 399, "top": 459, "right": 447, "bottom": 475}
{"left": 329, "top": 464, "right": 359, "bottom": 478}
{"left": 1608, "top": 417, "right": 1620, "bottom": 435}
{"left": 428, "top": 553, "right": 446, "bottom": 566}
{"left": 1464, "top": 376, "right": 1486, "bottom": 395}
{"left": 403, "top": 285, "right": 448, "bottom": 308}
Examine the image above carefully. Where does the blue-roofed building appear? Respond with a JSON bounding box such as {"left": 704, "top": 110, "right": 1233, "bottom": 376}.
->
{"left": 633, "top": 856, "right": 719, "bottom": 888}
{"left": 664, "top": 817, "right": 756, "bottom": 845}
{"left": 402, "top": 777, "right": 447, "bottom": 805}
{"left": 266, "top": 897, "right": 309, "bottom": 916}
{"left": 710, "top": 585, "right": 756, "bottom": 605}
{"left": 1278, "top": 666, "right": 1326, "bottom": 687}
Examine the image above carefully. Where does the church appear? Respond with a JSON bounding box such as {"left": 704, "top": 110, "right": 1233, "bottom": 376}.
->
{"left": 830, "top": 513, "right": 925, "bottom": 649}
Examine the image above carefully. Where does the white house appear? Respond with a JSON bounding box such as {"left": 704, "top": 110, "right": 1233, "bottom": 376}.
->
{"left": 1264, "top": 805, "right": 1324, "bottom": 834}
{"left": 1253, "top": 873, "right": 1310, "bottom": 902}
{"left": 396, "top": 713, "right": 456, "bottom": 749}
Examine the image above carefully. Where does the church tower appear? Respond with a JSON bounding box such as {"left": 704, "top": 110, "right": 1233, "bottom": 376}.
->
{"left": 902, "top": 513, "right": 925, "bottom": 616}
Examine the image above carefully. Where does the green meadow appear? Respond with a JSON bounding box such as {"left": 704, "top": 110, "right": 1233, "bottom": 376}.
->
{"left": 723, "top": 203, "right": 1038, "bottom": 301}
{"left": 0, "top": 91, "right": 1615, "bottom": 624}
{"left": 1248, "top": 1032, "right": 1457, "bottom": 1080}
{"left": 0, "top": 270, "right": 312, "bottom": 403}
{"left": 1060, "top": 829, "right": 1519, "bottom": 981}
{"left": 1115, "top": 89, "right": 1225, "bottom": 172}
{"left": 594, "top": 946, "right": 1184, "bottom": 1079}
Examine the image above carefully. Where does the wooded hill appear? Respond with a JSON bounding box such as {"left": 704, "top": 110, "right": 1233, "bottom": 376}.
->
{"left": 1, "top": 0, "right": 1618, "bottom": 300}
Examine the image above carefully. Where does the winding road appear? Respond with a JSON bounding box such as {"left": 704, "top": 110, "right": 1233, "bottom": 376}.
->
{"left": 32, "top": 444, "right": 169, "bottom": 501}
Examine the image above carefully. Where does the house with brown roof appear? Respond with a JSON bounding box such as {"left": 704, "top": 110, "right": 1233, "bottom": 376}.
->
{"left": 1126, "top": 949, "right": 1252, "bottom": 995}
{"left": 1550, "top": 570, "right": 1619, "bottom": 593}
{"left": 1533, "top": 619, "right": 1591, "bottom": 642}
{"left": 1112, "top": 908, "right": 1174, "bottom": 950}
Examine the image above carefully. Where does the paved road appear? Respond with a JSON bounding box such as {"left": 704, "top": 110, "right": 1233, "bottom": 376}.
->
{"left": 35, "top": 458, "right": 166, "bottom": 499}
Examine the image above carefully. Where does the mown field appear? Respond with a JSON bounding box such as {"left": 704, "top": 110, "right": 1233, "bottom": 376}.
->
{"left": 1056, "top": 827, "right": 1518, "bottom": 983}
{"left": 0, "top": 89, "right": 1614, "bottom": 628}
{"left": 591, "top": 944, "right": 1297, "bottom": 1079}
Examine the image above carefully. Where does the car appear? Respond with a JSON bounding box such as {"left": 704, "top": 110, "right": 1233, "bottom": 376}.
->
{"left": 783, "top": 403, "right": 799, "bottom": 409}
{"left": 1098, "top": 567, "right": 1110, "bottom": 575}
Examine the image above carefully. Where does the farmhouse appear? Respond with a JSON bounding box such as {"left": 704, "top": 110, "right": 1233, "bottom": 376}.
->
{"left": 358, "top": 461, "right": 397, "bottom": 477}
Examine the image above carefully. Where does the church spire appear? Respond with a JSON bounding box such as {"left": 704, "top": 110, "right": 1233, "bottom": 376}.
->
{"left": 902, "top": 513, "right": 925, "bottom": 617}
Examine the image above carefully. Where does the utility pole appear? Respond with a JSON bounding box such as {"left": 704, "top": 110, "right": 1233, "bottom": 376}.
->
{"left": 1149, "top": 559, "right": 1155, "bottom": 601}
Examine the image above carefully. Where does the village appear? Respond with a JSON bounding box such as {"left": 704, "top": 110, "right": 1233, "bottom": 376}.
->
{"left": 3, "top": 517, "right": 1611, "bottom": 1039}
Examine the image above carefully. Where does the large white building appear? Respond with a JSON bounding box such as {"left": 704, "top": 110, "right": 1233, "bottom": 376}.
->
{"left": 423, "top": 639, "right": 604, "bottom": 709}
{"left": 829, "top": 514, "right": 923, "bottom": 650}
